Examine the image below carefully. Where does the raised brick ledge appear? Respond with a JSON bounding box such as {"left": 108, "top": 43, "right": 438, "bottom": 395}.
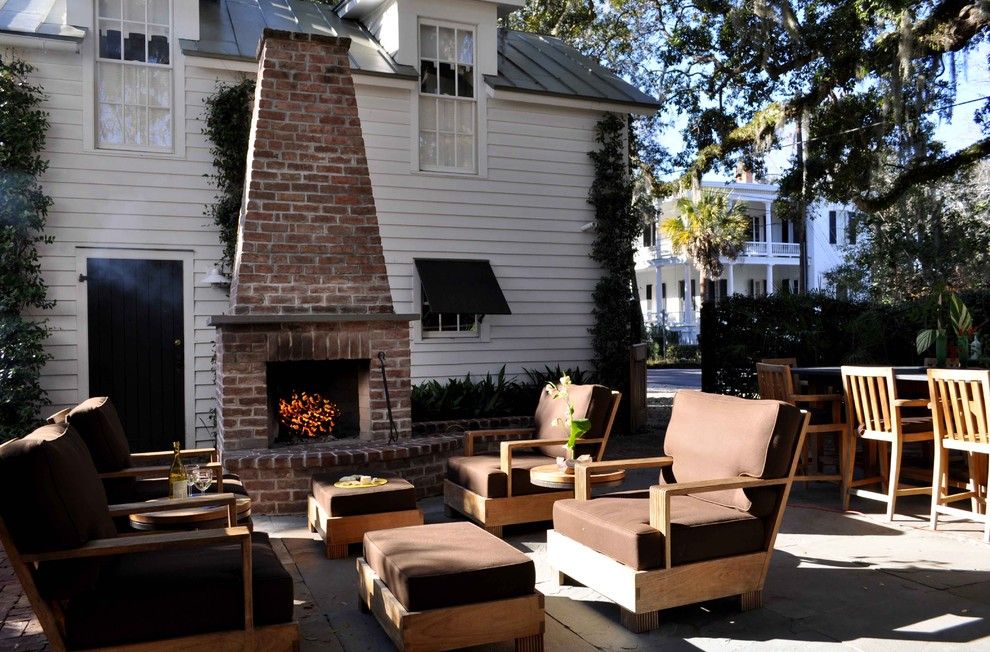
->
{"left": 224, "top": 435, "right": 462, "bottom": 471}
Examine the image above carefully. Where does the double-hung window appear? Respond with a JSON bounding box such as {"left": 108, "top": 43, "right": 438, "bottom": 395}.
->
{"left": 96, "top": 0, "right": 173, "bottom": 151}
{"left": 418, "top": 22, "right": 475, "bottom": 173}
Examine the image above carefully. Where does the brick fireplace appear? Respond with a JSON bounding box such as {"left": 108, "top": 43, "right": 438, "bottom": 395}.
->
{"left": 211, "top": 29, "right": 416, "bottom": 459}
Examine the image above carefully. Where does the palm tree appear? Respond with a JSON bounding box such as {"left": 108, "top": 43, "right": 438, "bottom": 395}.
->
{"left": 661, "top": 190, "right": 750, "bottom": 302}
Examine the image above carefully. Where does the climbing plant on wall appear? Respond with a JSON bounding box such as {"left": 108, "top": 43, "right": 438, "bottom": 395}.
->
{"left": 588, "top": 113, "right": 645, "bottom": 396}
{"left": 203, "top": 78, "right": 254, "bottom": 272}
{"left": 0, "top": 55, "right": 54, "bottom": 440}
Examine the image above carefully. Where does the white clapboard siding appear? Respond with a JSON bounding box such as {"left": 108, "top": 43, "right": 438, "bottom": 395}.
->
{"left": 23, "top": 39, "right": 609, "bottom": 438}
{"left": 21, "top": 46, "right": 238, "bottom": 446}
{"left": 356, "top": 85, "right": 601, "bottom": 383}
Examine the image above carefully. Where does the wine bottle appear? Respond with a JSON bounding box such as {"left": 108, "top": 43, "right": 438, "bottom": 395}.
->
{"left": 169, "top": 441, "right": 188, "bottom": 499}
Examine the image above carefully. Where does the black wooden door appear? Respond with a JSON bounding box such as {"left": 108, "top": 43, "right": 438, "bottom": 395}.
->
{"left": 87, "top": 258, "right": 184, "bottom": 452}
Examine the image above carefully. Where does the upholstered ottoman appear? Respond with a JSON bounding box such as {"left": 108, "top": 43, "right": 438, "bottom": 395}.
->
{"left": 308, "top": 476, "right": 423, "bottom": 558}
{"left": 357, "top": 522, "right": 544, "bottom": 651}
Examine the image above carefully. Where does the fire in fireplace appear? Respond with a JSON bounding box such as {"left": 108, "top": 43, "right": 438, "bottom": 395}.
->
{"left": 266, "top": 360, "right": 369, "bottom": 444}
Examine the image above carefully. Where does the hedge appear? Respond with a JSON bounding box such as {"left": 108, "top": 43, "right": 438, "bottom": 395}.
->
{"left": 700, "top": 291, "right": 990, "bottom": 396}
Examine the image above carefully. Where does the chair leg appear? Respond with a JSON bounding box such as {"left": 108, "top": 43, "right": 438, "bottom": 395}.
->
{"left": 841, "top": 431, "right": 855, "bottom": 511}
{"left": 515, "top": 634, "right": 543, "bottom": 651}
{"left": 484, "top": 525, "right": 503, "bottom": 538}
{"left": 619, "top": 608, "right": 660, "bottom": 633}
{"left": 886, "top": 440, "right": 903, "bottom": 522}
{"left": 931, "top": 445, "right": 944, "bottom": 530}
{"left": 984, "top": 464, "right": 990, "bottom": 544}
{"left": 740, "top": 590, "right": 763, "bottom": 611}
{"left": 878, "top": 442, "right": 890, "bottom": 495}
{"left": 326, "top": 542, "right": 348, "bottom": 559}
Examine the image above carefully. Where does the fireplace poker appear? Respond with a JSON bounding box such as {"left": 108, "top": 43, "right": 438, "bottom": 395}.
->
{"left": 378, "top": 351, "right": 400, "bottom": 443}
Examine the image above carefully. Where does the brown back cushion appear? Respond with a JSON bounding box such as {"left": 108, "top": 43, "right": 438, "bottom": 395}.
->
{"left": 535, "top": 384, "right": 613, "bottom": 458}
{"left": 663, "top": 391, "right": 803, "bottom": 516}
{"left": 0, "top": 424, "right": 117, "bottom": 598}
{"left": 67, "top": 397, "right": 132, "bottom": 472}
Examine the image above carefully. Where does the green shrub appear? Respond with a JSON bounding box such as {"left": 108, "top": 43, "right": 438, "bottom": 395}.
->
{"left": 0, "top": 55, "right": 53, "bottom": 441}
{"left": 664, "top": 344, "right": 699, "bottom": 361}
{"left": 411, "top": 365, "right": 596, "bottom": 422}
{"left": 700, "top": 291, "right": 990, "bottom": 396}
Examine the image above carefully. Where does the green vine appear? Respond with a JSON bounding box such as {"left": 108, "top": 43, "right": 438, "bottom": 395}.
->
{"left": 203, "top": 79, "right": 254, "bottom": 272}
{"left": 588, "top": 113, "right": 645, "bottom": 396}
{"left": 0, "top": 55, "right": 54, "bottom": 440}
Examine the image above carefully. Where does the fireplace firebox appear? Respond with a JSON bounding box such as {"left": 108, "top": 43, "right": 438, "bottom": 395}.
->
{"left": 267, "top": 360, "right": 369, "bottom": 444}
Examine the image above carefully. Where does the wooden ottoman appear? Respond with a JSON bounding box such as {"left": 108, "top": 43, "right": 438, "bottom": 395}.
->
{"left": 308, "top": 476, "right": 423, "bottom": 559}
{"left": 357, "top": 522, "right": 544, "bottom": 651}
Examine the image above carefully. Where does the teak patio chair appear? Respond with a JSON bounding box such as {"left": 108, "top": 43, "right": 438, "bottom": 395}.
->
{"left": 757, "top": 362, "right": 847, "bottom": 485}
{"left": 0, "top": 422, "right": 298, "bottom": 651}
{"left": 547, "top": 391, "right": 809, "bottom": 632}
{"left": 65, "top": 396, "right": 244, "bottom": 505}
{"left": 841, "top": 366, "right": 934, "bottom": 520}
{"left": 927, "top": 368, "right": 990, "bottom": 541}
{"left": 443, "top": 384, "right": 621, "bottom": 536}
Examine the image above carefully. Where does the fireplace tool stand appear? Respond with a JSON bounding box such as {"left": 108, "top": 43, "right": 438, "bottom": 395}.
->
{"left": 378, "top": 351, "right": 400, "bottom": 443}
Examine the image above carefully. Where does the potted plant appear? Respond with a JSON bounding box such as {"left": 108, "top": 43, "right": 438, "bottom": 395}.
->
{"left": 544, "top": 375, "right": 593, "bottom": 473}
{"left": 918, "top": 293, "right": 981, "bottom": 368}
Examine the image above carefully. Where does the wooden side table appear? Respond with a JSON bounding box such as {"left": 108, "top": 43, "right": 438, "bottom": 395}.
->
{"left": 530, "top": 464, "right": 625, "bottom": 491}
{"left": 129, "top": 496, "right": 252, "bottom": 531}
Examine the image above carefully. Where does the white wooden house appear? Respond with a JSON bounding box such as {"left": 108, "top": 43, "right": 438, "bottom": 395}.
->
{"left": 0, "top": 0, "right": 658, "bottom": 447}
{"left": 635, "top": 176, "right": 858, "bottom": 343}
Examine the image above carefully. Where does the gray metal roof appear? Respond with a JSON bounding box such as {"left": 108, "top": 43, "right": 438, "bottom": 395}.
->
{"left": 183, "top": 0, "right": 656, "bottom": 108}
{"left": 487, "top": 29, "right": 658, "bottom": 109}
{"left": 0, "top": 0, "right": 85, "bottom": 40}
{"left": 180, "top": 0, "right": 418, "bottom": 79}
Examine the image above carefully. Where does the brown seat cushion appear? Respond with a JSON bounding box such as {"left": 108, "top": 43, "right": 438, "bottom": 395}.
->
{"left": 363, "top": 522, "right": 534, "bottom": 611}
{"left": 0, "top": 424, "right": 117, "bottom": 599}
{"left": 534, "top": 384, "right": 614, "bottom": 458}
{"left": 553, "top": 491, "right": 766, "bottom": 570}
{"left": 446, "top": 453, "right": 559, "bottom": 498}
{"left": 663, "top": 391, "right": 803, "bottom": 516}
{"left": 311, "top": 477, "right": 417, "bottom": 516}
{"left": 63, "top": 532, "right": 293, "bottom": 649}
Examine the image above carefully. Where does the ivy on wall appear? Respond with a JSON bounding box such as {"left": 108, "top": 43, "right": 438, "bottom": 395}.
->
{"left": 588, "top": 113, "right": 645, "bottom": 396}
{"left": 0, "top": 55, "right": 54, "bottom": 440}
{"left": 203, "top": 79, "right": 254, "bottom": 272}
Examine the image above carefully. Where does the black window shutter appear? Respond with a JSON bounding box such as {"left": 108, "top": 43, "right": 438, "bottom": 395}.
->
{"left": 829, "top": 211, "right": 837, "bottom": 244}
{"left": 645, "top": 284, "right": 652, "bottom": 301}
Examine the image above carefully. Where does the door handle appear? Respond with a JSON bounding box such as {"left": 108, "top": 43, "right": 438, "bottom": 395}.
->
{"left": 174, "top": 339, "right": 182, "bottom": 348}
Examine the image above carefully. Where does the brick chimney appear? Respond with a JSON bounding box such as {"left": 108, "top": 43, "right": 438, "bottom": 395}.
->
{"left": 211, "top": 30, "right": 414, "bottom": 452}
{"left": 230, "top": 30, "right": 394, "bottom": 316}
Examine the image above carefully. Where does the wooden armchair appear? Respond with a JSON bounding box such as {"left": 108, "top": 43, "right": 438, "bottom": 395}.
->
{"left": 547, "top": 391, "right": 808, "bottom": 632}
{"left": 927, "top": 368, "right": 990, "bottom": 541}
{"left": 0, "top": 422, "right": 297, "bottom": 651}
{"left": 757, "top": 362, "right": 847, "bottom": 484}
{"left": 65, "top": 397, "right": 243, "bottom": 505}
{"left": 841, "top": 366, "right": 934, "bottom": 520}
{"left": 443, "top": 385, "right": 621, "bottom": 536}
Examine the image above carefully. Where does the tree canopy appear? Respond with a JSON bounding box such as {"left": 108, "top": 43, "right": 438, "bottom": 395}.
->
{"left": 508, "top": 1, "right": 990, "bottom": 211}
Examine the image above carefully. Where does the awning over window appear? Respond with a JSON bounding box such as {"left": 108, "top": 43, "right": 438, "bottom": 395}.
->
{"left": 415, "top": 259, "right": 511, "bottom": 315}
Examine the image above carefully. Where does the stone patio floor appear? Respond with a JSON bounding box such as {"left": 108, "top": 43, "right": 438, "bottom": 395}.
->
{"left": 4, "top": 393, "right": 990, "bottom": 650}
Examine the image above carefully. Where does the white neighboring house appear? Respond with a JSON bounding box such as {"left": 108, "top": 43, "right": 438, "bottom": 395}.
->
{"left": 1, "top": 0, "right": 658, "bottom": 448}
{"left": 635, "top": 174, "right": 858, "bottom": 343}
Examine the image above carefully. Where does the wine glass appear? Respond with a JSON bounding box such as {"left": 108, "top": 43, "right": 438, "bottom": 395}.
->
{"left": 193, "top": 467, "right": 213, "bottom": 495}
{"left": 185, "top": 465, "right": 199, "bottom": 496}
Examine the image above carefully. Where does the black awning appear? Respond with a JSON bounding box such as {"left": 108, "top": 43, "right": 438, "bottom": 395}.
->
{"left": 415, "top": 259, "right": 511, "bottom": 315}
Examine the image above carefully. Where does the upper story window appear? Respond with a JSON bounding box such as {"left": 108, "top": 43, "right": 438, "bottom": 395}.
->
{"left": 96, "top": 0, "right": 172, "bottom": 151}
{"left": 418, "top": 21, "right": 475, "bottom": 173}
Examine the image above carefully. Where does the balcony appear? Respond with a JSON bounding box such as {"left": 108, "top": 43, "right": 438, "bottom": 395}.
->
{"left": 742, "top": 241, "right": 800, "bottom": 257}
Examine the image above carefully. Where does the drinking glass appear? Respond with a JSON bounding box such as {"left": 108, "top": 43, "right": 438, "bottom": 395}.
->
{"left": 193, "top": 467, "right": 212, "bottom": 495}
{"left": 186, "top": 464, "right": 199, "bottom": 495}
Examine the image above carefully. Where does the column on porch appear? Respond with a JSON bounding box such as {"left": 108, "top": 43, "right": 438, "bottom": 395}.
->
{"left": 764, "top": 200, "right": 773, "bottom": 249}
{"left": 683, "top": 263, "right": 693, "bottom": 325}
{"left": 766, "top": 264, "right": 774, "bottom": 295}
{"left": 727, "top": 264, "right": 735, "bottom": 296}
{"left": 654, "top": 264, "right": 662, "bottom": 323}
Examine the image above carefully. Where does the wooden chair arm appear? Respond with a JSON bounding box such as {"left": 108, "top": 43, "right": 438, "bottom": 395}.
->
{"left": 790, "top": 393, "right": 843, "bottom": 403}
{"left": 107, "top": 493, "right": 239, "bottom": 524}
{"left": 895, "top": 398, "right": 930, "bottom": 408}
{"left": 130, "top": 447, "right": 219, "bottom": 463}
{"left": 648, "top": 477, "right": 788, "bottom": 569}
{"left": 574, "top": 456, "right": 673, "bottom": 500}
{"left": 464, "top": 428, "right": 535, "bottom": 456}
{"left": 100, "top": 465, "right": 170, "bottom": 479}
{"left": 21, "top": 526, "right": 256, "bottom": 629}
{"left": 20, "top": 526, "right": 250, "bottom": 562}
